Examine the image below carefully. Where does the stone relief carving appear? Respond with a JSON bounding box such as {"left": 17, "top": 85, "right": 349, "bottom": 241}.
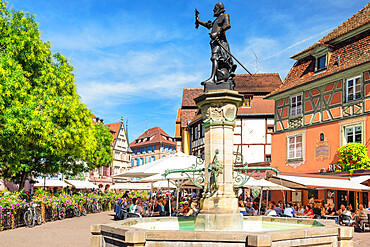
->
{"left": 201, "top": 102, "right": 237, "bottom": 127}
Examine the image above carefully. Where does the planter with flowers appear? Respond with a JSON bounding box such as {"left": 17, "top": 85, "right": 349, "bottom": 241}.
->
{"left": 337, "top": 143, "right": 370, "bottom": 174}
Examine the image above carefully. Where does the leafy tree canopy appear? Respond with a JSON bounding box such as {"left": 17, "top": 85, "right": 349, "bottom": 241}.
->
{"left": 0, "top": 1, "right": 113, "bottom": 188}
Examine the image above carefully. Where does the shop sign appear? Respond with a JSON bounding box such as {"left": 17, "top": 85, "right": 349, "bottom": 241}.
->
{"left": 328, "top": 164, "right": 342, "bottom": 172}
{"left": 315, "top": 140, "right": 330, "bottom": 160}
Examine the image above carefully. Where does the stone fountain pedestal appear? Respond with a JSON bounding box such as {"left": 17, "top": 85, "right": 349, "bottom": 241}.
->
{"left": 193, "top": 89, "right": 244, "bottom": 231}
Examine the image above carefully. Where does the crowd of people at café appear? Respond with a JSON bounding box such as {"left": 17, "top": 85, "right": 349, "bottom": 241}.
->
{"left": 114, "top": 190, "right": 370, "bottom": 232}
{"left": 237, "top": 193, "right": 370, "bottom": 232}
{"left": 114, "top": 190, "right": 201, "bottom": 219}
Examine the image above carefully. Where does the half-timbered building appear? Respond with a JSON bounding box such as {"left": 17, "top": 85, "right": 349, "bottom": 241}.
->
{"left": 177, "top": 73, "right": 282, "bottom": 165}
{"left": 267, "top": 3, "right": 370, "bottom": 173}
{"left": 266, "top": 3, "right": 370, "bottom": 208}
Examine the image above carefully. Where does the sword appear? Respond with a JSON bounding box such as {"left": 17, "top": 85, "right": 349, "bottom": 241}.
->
{"left": 215, "top": 38, "right": 252, "bottom": 75}
{"left": 195, "top": 9, "right": 199, "bottom": 29}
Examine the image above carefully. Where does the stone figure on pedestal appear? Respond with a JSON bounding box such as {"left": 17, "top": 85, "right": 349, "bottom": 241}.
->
{"left": 195, "top": 2, "right": 237, "bottom": 92}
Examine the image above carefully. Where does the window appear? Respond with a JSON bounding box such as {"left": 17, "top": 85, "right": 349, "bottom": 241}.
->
{"left": 194, "top": 126, "right": 198, "bottom": 140}
{"left": 153, "top": 145, "right": 156, "bottom": 152}
{"left": 344, "top": 125, "right": 362, "bottom": 145}
{"left": 288, "top": 135, "right": 302, "bottom": 159}
{"left": 243, "top": 95, "right": 252, "bottom": 107}
{"left": 320, "top": 133, "right": 324, "bottom": 142}
{"left": 316, "top": 54, "right": 327, "bottom": 71}
{"left": 149, "top": 156, "right": 151, "bottom": 162}
{"left": 165, "top": 145, "right": 168, "bottom": 152}
{"left": 200, "top": 125, "right": 204, "bottom": 138}
{"left": 290, "top": 95, "right": 302, "bottom": 117}
{"left": 265, "top": 155, "right": 271, "bottom": 162}
{"left": 148, "top": 146, "right": 152, "bottom": 153}
{"left": 142, "top": 147, "right": 146, "bottom": 153}
{"left": 141, "top": 158, "right": 144, "bottom": 165}
{"left": 153, "top": 156, "right": 156, "bottom": 161}
{"left": 131, "top": 159, "right": 134, "bottom": 167}
{"left": 114, "top": 152, "right": 120, "bottom": 160}
{"left": 114, "top": 166, "right": 120, "bottom": 175}
{"left": 346, "top": 76, "right": 361, "bottom": 102}
{"left": 267, "top": 126, "right": 274, "bottom": 133}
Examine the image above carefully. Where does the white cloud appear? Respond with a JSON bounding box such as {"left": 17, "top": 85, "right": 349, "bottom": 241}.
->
{"left": 77, "top": 72, "right": 203, "bottom": 108}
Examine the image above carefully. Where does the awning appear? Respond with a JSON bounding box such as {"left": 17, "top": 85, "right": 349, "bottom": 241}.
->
{"left": 65, "top": 179, "right": 99, "bottom": 189}
{"left": 111, "top": 181, "right": 176, "bottom": 190}
{"left": 34, "top": 179, "right": 68, "bottom": 187}
{"left": 350, "top": 175, "right": 370, "bottom": 186}
{"left": 269, "top": 174, "right": 370, "bottom": 191}
{"left": 242, "top": 177, "right": 293, "bottom": 190}
{"left": 112, "top": 152, "right": 201, "bottom": 179}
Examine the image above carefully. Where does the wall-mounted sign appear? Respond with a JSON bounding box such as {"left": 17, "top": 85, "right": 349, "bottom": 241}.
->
{"left": 328, "top": 164, "right": 342, "bottom": 172}
{"left": 315, "top": 134, "right": 330, "bottom": 161}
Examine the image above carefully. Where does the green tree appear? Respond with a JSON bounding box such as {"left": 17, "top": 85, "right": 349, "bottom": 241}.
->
{"left": 0, "top": 2, "right": 113, "bottom": 189}
{"left": 337, "top": 143, "right": 370, "bottom": 172}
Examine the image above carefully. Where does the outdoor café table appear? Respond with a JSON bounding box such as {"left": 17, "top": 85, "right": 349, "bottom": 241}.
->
{"left": 324, "top": 215, "right": 339, "bottom": 219}
{"left": 324, "top": 215, "right": 339, "bottom": 223}
{"left": 295, "top": 215, "right": 308, "bottom": 218}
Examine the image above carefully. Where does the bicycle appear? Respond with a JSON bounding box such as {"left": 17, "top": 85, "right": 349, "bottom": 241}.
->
{"left": 86, "top": 200, "right": 96, "bottom": 214}
{"left": 55, "top": 201, "right": 66, "bottom": 220}
{"left": 73, "top": 200, "right": 87, "bottom": 217}
{"left": 24, "top": 203, "right": 42, "bottom": 227}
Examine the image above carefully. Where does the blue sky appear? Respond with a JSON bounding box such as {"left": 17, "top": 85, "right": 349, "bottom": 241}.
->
{"left": 7, "top": 0, "right": 369, "bottom": 141}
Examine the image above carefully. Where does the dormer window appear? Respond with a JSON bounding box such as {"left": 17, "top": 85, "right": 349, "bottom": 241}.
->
{"left": 316, "top": 54, "right": 327, "bottom": 71}
{"left": 243, "top": 95, "right": 252, "bottom": 107}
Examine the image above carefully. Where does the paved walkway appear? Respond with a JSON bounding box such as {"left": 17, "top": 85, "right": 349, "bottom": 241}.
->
{"left": 0, "top": 211, "right": 115, "bottom": 247}
{"left": 353, "top": 230, "right": 370, "bottom": 247}
{"left": 0, "top": 212, "right": 369, "bottom": 247}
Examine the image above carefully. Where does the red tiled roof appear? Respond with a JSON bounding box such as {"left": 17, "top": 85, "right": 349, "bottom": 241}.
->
{"left": 182, "top": 88, "right": 203, "bottom": 107}
{"left": 237, "top": 96, "right": 275, "bottom": 115}
{"left": 130, "top": 126, "right": 176, "bottom": 147}
{"left": 269, "top": 30, "right": 370, "bottom": 97}
{"left": 105, "top": 122, "right": 121, "bottom": 141}
{"left": 292, "top": 3, "right": 370, "bottom": 59}
{"left": 176, "top": 108, "right": 181, "bottom": 123}
{"left": 180, "top": 109, "right": 198, "bottom": 128}
{"left": 189, "top": 114, "right": 203, "bottom": 125}
{"left": 234, "top": 73, "right": 282, "bottom": 94}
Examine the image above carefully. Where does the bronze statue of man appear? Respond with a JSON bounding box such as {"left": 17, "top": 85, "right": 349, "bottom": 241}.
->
{"left": 196, "top": 2, "right": 236, "bottom": 88}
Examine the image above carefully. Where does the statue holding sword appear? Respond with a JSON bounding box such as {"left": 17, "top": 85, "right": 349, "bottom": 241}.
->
{"left": 195, "top": 2, "right": 251, "bottom": 92}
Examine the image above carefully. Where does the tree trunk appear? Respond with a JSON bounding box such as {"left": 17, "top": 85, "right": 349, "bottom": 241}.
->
{"left": 18, "top": 171, "right": 27, "bottom": 191}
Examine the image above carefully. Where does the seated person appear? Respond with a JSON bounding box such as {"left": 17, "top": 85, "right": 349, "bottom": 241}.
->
{"left": 312, "top": 204, "right": 322, "bottom": 218}
{"left": 283, "top": 203, "right": 295, "bottom": 217}
{"left": 326, "top": 203, "right": 337, "bottom": 216}
{"left": 245, "top": 201, "right": 255, "bottom": 216}
{"left": 353, "top": 204, "right": 367, "bottom": 231}
{"left": 274, "top": 202, "right": 283, "bottom": 216}
{"left": 185, "top": 202, "right": 199, "bottom": 216}
{"left": 131, "top": 200, "right": 144, "bottom": 215}
{"left": 337, "top": 204, "right": 346, "bottom": 215}
{"left": 150, "top": 201, "right": 162, "bottom": 216}
{"left": 265, "top": 204, "right": 277, "bottom": 216}
{"left": 304, "top": 205, "right": 314, "bottom": 219}
{"left": 296, "top": 203, "right": 305, "bottom": 216}
{"left": 179, "top": 201, "right": 190, "bottom": 215}
{"left": 238, "top": 201, "right": 247, "bottom": 216}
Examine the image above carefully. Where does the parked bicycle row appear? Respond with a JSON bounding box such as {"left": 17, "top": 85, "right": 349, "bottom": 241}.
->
{"left": 0, "top": 189, "right": 121, "bottom": 231}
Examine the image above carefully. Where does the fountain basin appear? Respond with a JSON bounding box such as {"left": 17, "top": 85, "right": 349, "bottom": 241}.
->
{"left": 91, "top": 216, "right": 354, "bottom": 247}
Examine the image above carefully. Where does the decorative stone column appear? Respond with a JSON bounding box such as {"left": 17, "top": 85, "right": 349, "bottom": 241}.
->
{"left": 194, "top": 89, "right": 244, "bottom": 231}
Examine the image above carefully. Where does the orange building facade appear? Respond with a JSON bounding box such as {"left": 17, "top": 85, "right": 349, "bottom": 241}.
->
{"left": 266, "top": 4, "right": 370, "bottom": 207}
